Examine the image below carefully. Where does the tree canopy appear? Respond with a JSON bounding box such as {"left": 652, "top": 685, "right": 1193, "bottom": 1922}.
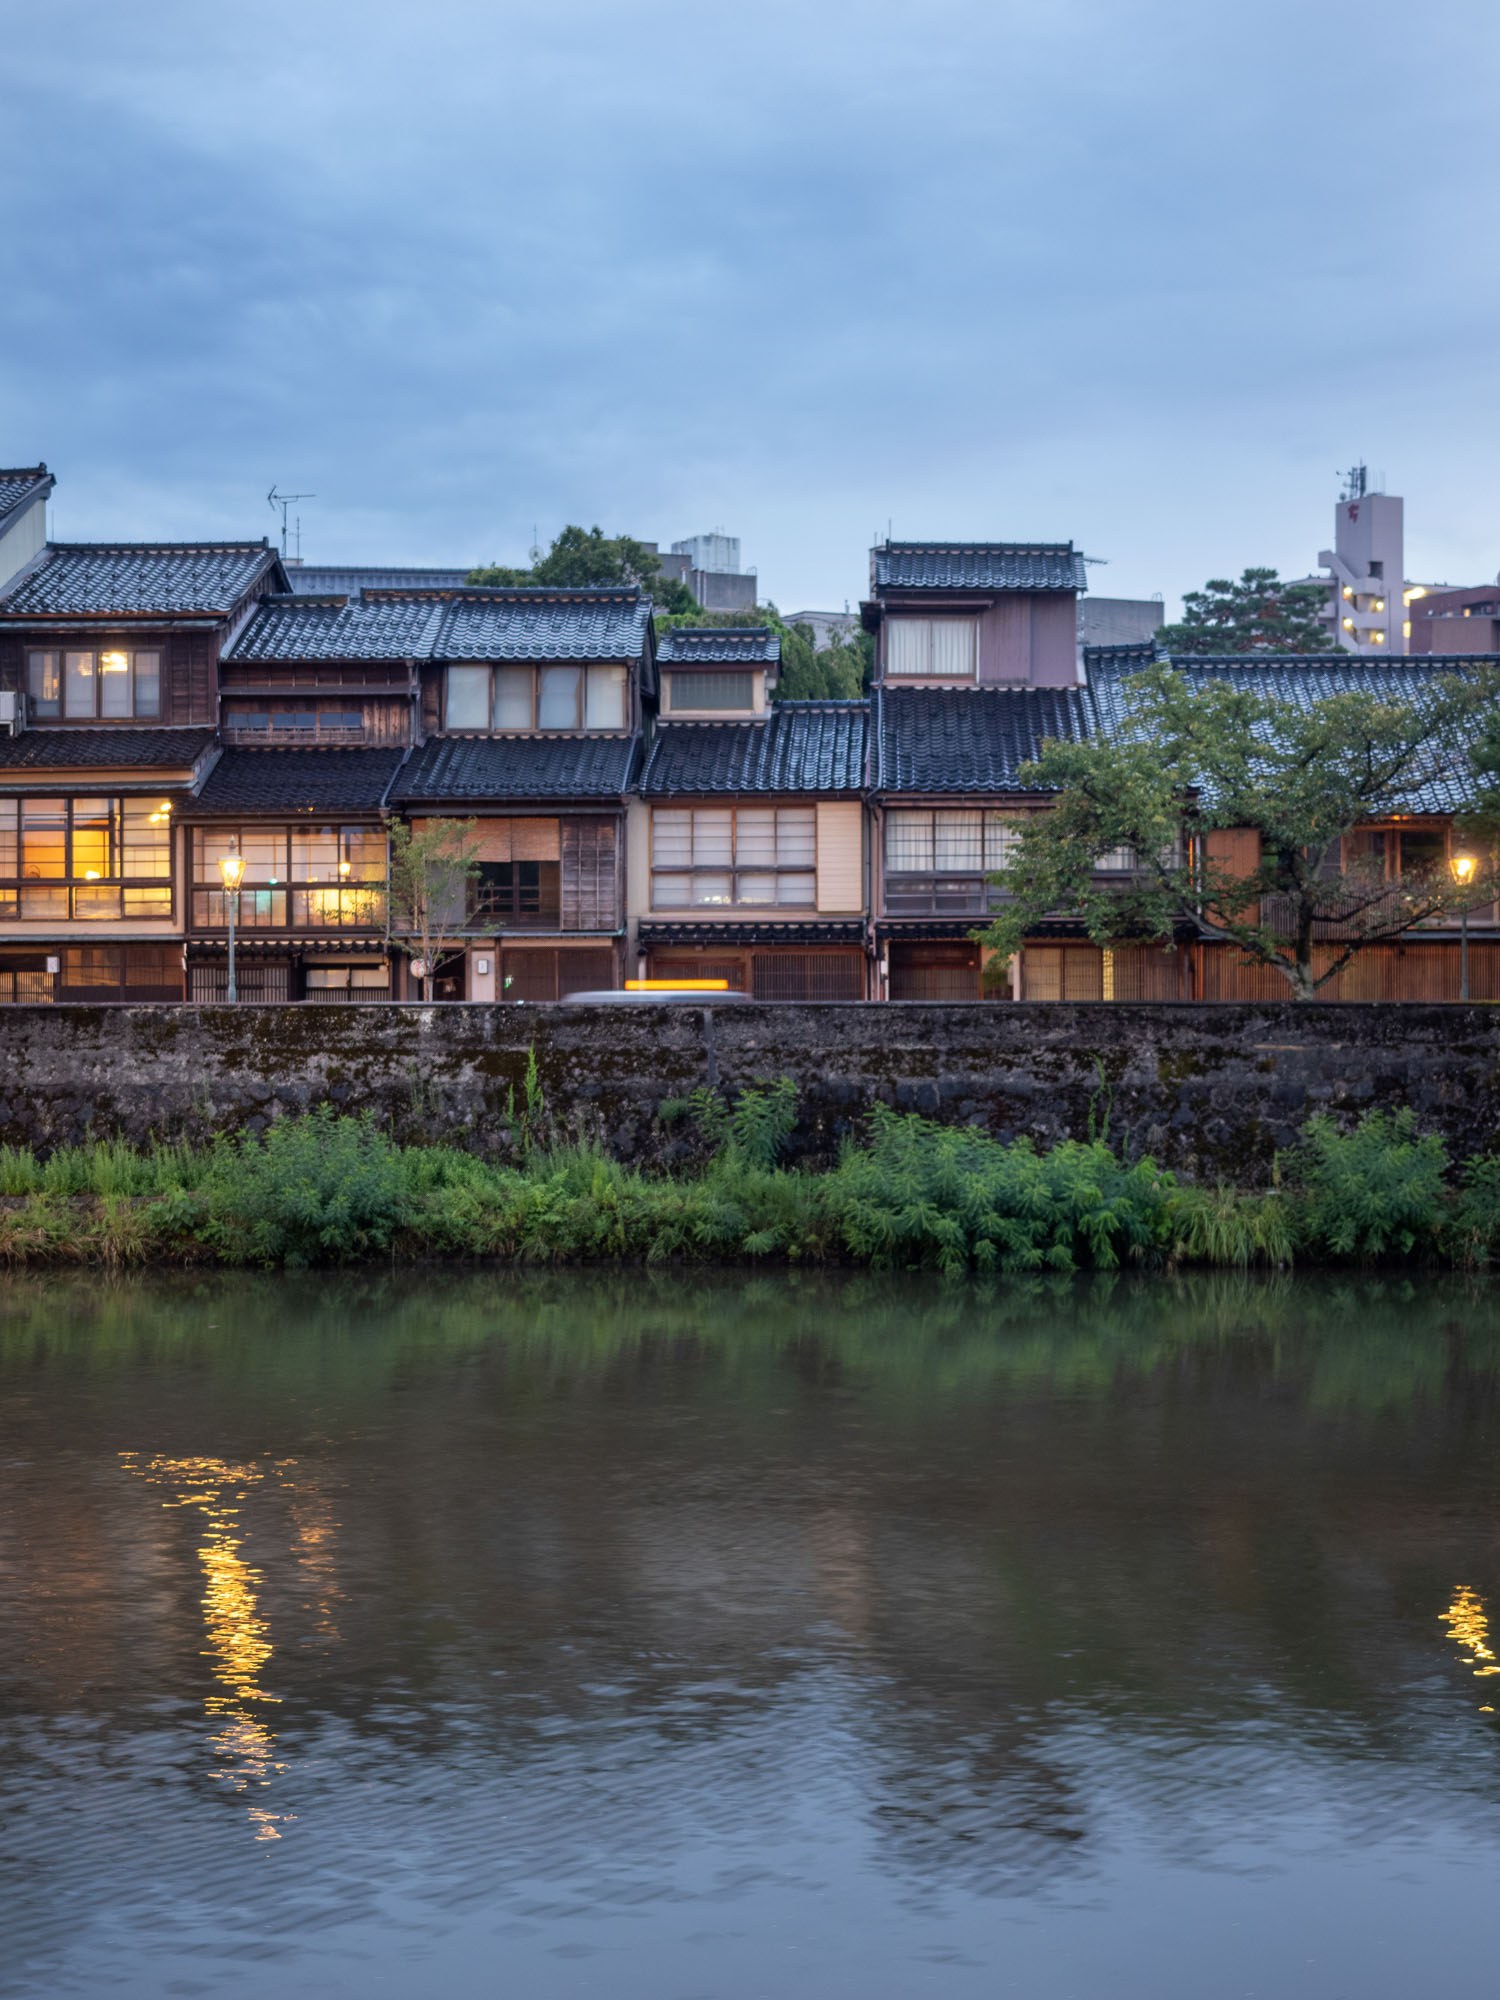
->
{"left": 653, "top": 605, "right": 873, "bottom": 700}
{"left": 1157, "top": 567, "right": 1330, "bottom": 654}
{"left": 468, "top": 526, "right": 694, "bottom": 608}
{"left": 977, "top": 662, "right": 1499, "bottom": 999}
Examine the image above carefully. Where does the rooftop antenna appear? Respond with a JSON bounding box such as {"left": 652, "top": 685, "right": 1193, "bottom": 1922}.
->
{"left": 267, "top": 486, "right": 315, "bottom": 560}
{"left": 529, "top": 524, "right": 543, "bottom": 565}
{"left": 1339, "top": 463, "right": 1368, "bottom": 503}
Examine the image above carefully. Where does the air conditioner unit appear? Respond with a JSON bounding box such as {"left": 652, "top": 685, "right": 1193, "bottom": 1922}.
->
{"left": 0, "top": 691, "right": 22, "bottom": 735}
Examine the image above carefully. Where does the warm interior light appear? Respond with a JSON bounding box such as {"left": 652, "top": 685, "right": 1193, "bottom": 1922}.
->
{"left": 625, "top": 979, "right": 730, "bottom": 991}
{"left": 1453, "top": 853, "right": 1478, "bottom": 886}
{"left": 219, "top": 852, "right": 245, "bottom": 891}
{"left": 84, "top": 870, "right": 99, "bottom": 881}
{"left": 339, "top": 860, "right": 351, "bottom": 876}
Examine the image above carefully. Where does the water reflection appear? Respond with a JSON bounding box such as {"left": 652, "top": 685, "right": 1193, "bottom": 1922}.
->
{"left": 1444, "top": 1585, "right": 1500, "bottom": 1711}
{"left": 119, "top": 1453, "right": 294, "bottom": 1841}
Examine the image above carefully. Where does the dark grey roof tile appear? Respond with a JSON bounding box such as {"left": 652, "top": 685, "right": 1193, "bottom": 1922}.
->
{"left": 1, "top": 543, "right": 280, "bottom": 616}
{"left": 872, "top": 685, "right": 1094, "bottom": 794}
{"left": 641, "top": 702, "right": 867, "bottom": 795}
{"left": 657, "top": 627, "right": 780, "bottom": 665}
{"left": 227, "top": 593, "right": 447, "bottom": 661}
{"left": 436, "top": 587, "right": 650, "bottom": 660}
{"left": 187, "top": 747, "right": 407, "bottom": 815}
{"left": 0, "top": 727, "right": 216, "bottom": 773}
{"left": 391, "top": 733, "right": 639, "bottom": 802}
{"left": 874, "top": 542, "right": 1087, "bottom": 592}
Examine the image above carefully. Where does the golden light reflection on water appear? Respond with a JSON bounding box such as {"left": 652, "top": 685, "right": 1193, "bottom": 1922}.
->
{"left": 1443, "top": 1585, "right": 1500, "bottom": 1712}
{"left": 120, "top": 1453, "right": 295, "bottom": 1841}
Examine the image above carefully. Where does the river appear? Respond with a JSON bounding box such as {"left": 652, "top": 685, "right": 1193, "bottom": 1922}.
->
{"left": 3, "top": 1269, "right": 1500, "bottom": 1996}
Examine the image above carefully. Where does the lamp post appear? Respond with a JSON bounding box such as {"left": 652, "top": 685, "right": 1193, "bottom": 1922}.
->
{"left": 1451, "top": 850, "right": 1477, "bottom": 1002}
{"left": 219, "top": 849, "right": 245, "bottom": 1002}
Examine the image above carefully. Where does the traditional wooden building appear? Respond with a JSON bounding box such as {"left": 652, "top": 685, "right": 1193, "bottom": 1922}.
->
{"left": 0, "top": 536, "right": 285, "bottom": 1001}
{"left": 636, "top": 630, "right": 868, "bottom": 997}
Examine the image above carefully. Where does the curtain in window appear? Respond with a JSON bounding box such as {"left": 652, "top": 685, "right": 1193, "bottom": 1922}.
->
{"left": 538, "top": 666, "right": 582, "bottom": 729}
{"left": 585, "top": 666, "right": 626, "bottom": 729}
{"left": 934, "top": 810, "right": 982, "bottom": 870}
{"left": 885, "top": 620, "right": 930, "bottom": 675}
{"left": 446, "top": 667, "right": 489, "bottom": 729}
{"left": 493, "top": 668, "right": 532, "bottom": 729}
{"left": 930, "top": 620, "right": 977, "bottom": 677}
{"left": 885, "top": 811, "right": 934, "bottom": 872}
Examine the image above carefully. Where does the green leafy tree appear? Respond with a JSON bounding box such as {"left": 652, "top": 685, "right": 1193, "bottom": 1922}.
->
{"left": 654, "top": 604, "right": 870, "bottom": 700}
{"left": 387, "top": 818, "right": 494, "bottom": 996}
{"left": 977, "top": 662, "right": 1499, "bottom": 999}
{"left": 468, "top": 526, "right": 692, "bottom": 607}
{"left": 1157, "top": 567, "right": 1330, "bottom": 654}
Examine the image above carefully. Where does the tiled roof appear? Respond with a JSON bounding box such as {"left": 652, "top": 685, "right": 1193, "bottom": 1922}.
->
{"left": 1090, "top": 650, "right": 1500, "bottom": 813}
{"left": 873, "top": 542, "right": 1088, "bottom": 592}
{"left": 0, "top": 543, "right": 280, "bottom": 617}
{"left": 390, "top": 733, "right": 639, "bottom": 802}
{"left": 0, "top": 466, "right": 52, "bottom": 531}
{"left": 227, "top": 593, "right": 446, "bottom": 661}
{"left": 283, "top": 566, "right": 472, "bottom": 596}
{"left": 0, "top": 727, "right": 216, "bottom": 773}
{"left": 436, "top": 587, "right": 650, "bottom": 661}
{"left": 638, "top": 920, "right": 864, "bottom": 945}
{"left": 187, "top": 747, "right": 408, "bottom": 816}
{"left": 871, "top": 684, "right": 1095, "bottom": 794}
{"left": 657, "top": 627, "right": 780, "bottom": 665}
{"left": 641, "top": 702, "right": 868, "bottom": 796}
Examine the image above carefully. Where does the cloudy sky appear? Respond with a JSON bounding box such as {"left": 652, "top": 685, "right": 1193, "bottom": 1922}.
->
{"left": 3, "top": 0, "right": 1498, "bottom": 614}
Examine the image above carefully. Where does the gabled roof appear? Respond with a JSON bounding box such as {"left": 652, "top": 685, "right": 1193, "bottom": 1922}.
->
{"left": 390, "top": 733, "right": 639, "bottom": 803}
{"left": 657, "top": 627, "right": 781, "bottom": 666}
{"left": 873, "top": 542, "right": 1088, "bottom": 593}
{"left": 1088, "top": 650, "right": 1500, "bottom": 813}
{"left": 435, "top": 587, "right": 650, "bottom": 661}
{"left": 185, "top": 747, "right": 408, "bottom": 816}
{"left": 0, "top": 542, "right": 282, "bottom": 617}
{"left": 641, "top": 702, "right": 867, "bottom": 796}
{"left": 0, "top": 466, "right": 53, "bottom": 533}
{"left": 284, "top": 565, "right": 472, "bottom": 596}
{"left": 227, "top": 592, "right": 447, "bottom": 662}
{"left": 0, "top": 727, "right": 216, "bottom": 776}
{"left": 871, "top": 684, "right": 1095, "bottom": 795}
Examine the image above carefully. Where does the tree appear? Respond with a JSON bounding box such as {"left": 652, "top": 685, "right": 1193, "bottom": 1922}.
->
{"left": 1157, "top": 567, "right": 1330, "bottom": 654}
{"left": 468, "top": 526, "right": 693, "bottom": 607}
{"left": 653, "top": 604, "right": 872, "bottom": 700}
{"left": 977, "top": 662, "right": 1500, "bottom": 999}
{"left": 386, "top": 819, "right": 492, "bottom": 995}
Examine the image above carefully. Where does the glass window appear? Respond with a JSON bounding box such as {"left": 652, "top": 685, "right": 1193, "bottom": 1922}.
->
{"left": 934, "top": 811, "right": 982, "bottom": 871}
{"left": 984, "top": 812, "right": 1019, "bottom": 870}
{"left": 72, "top": 798, "right": 118, "bottom": 880}
{"left": 194, "top": 828, "right": 286, "bottom": 884}
{"left": 0, "top": 800, "right": 16, "bottom": 876}
{"left": 669, "top": 672, "right": 753, "bottom": 711}
{"left": 22, "top": 799, "right": 66, "bottom": 878}
{"left": 652, "top": 810, "right": 693, "bottom": 869}
{"left": 885, "top": 812, "right": 934, "bottom": 872}
{"left": 64, "top": 652, "right": 95, "bottom": 718}
{"left": 775, "top": 808, "right": 816, "bottom": 867}
{"left": 735, "top": 809, "right": 777, "bottom": 866}
{"left": 885, "top": 619, "right": 978, "bottom": 678}
{"left": 493, "top": 667, "right": 533, "bottom": 730}
{"left": 585, "top": 665, "right": 627, "bottom": 729}
{"left": 291, "top": 827, "right": 341, "bottom": 881}
{"left": 1399, "top": 829, "right": 1447, "bottom": 878}
{"left": 21, "top": 885, "right": 68, "bottom": 919}
{"left": 446, "top": 666, "right": 490, "bottom": 730}
{"left": 74, "top": 884, "right": 123, "bottom": 920}
{"left": 930, "top": 620, "right": 977, "bottom": 677}
{"left": 1094, "top": 846, "right": 1137, "bottom": 872}
{"left": 27, "top": 653, "right": 60, "bottom": 718}
{"left": 651, "top": 873, "right": 690, "bottom": 908}
{"left": 134, "top": 652, "right": 160, "bottom": 718}
{"left": 538, "top": 665, "right": 582, "bottom": 729}
{"left": 690, "top": 872, "right": 733, "bottom": 905}
{"left": 692, "top": 809, "right": 733, "bottom": 867}
{"left": 341, "top": 829, "right": 387, "bottom": 882}
{"left": 776, "top": 873, "right": 817, "bottom": 906}
{"left": 123, "top": 886, "right": 172, "bottom": 917}
{"left": 123, "top": 802, "right": 173, "bottom": 878}
{"left": 98, "top": 651, "right": 132, "bottom": 719}
{"left": 736, "top": 871, "right": 777, "bottom": 904}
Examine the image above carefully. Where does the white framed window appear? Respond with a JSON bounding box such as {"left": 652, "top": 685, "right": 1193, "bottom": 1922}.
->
{"left": 884, "top": 618, "right": 978, "bottom": 679}
{"left": 885, "top": 809, "right": 1017, "bottom": 873}
{"left": 443, "top": 663, "right": 630, "bottom": 732}
{"left": 29, "top": 649, "right": 159, "bottom": 720}
{"left": 651, "top": 806, "right": 817, "bottom": 908}
{"left": 665, "top": 671, "right": 755, "bottom": 711}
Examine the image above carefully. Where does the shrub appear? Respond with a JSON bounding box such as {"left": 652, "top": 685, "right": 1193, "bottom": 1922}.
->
{"left": 1283, "top": 1110, "right": 1449, "bottom": 1260}
{"left": 196, "top": 1109, "right": 422, "bottom": 1265}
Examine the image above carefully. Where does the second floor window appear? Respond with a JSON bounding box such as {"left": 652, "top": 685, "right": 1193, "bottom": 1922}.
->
{"left": 444, "top": 664, "right": 627, "bottom": 732}
{"left": 0, "top": 795, "right": 173, "bottom": 919}
{"left": 28, "top": 650, "right": 161, "bottom": 720}
{"left": 191, "top": 825, "right": 386, "bottom": 930}
{"left": 885, "top": 809, "right": 1018, "bottom": 874}
{"left": 652, "top": 807, "right": 815, "bottom": 908}
{"left": 884, "top": 618, "right": 978, "bottom": 679}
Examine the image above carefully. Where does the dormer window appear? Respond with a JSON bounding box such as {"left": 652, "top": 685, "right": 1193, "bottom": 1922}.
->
{"left": 443, "top": 663, "right": 627, "bottom": 732}
{"left": 663, "top": 671, "right": 756, "bottom": 713}
{"left": 885, "top": 618, "right": 978, "bottom": 678}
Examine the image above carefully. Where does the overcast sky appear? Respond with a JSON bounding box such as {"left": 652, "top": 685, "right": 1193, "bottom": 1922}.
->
{"left": 3, "top": 0, "right": 1498, "bottom": 615}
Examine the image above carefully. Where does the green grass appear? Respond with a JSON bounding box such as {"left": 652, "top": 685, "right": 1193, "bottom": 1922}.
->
{"left": 0, "top": 1092, "right": 1495, "bottom": 1273}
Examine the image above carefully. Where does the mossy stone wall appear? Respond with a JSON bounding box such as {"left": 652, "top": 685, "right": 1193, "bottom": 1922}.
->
{"left": 0, "top": 1001, "right": 1494, "bottom": 1182}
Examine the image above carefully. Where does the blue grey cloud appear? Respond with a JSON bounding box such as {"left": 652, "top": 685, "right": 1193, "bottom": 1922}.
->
{"left": 3, "top": 0, "right": 1498, "bottom": 610}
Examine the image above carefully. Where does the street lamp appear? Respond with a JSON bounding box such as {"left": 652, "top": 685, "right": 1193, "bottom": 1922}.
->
{"left": 1451, "top": 850, "right": 1477, "bottom": 1002}
{"left": 219, "top": 849, "right": 245, "bottom": 1002}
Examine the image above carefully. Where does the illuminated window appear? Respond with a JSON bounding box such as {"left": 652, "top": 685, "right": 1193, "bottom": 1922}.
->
{"left": 189, "top": 825, "right": 387, "bottom": 930}
{"left": 35, "top": 649, "right": 159, "bottom": 720}
{"left": 0, "top": 795, "right": 174, "bottom": 921}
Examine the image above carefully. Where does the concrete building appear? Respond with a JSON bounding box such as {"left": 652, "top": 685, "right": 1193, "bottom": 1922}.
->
{"left": 1407, "top": 582, "right": 1500, "bottom": 654}
{"left": 784, "top": 610, "right": 859, "bottom": 650}
{"left": 1318, "top": 473, "right": 1405, "bottom": 654}
{"left": 1078, "top": 596, "right": 1164, "bottom": 649}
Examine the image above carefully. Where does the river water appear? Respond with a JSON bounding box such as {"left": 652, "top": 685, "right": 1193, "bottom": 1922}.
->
{"left": 3, "top": 1269, "right": 1500, "bottom": 1997}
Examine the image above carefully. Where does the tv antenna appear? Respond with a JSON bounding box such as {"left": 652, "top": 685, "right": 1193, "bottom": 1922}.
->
{"left": 529, "top": 523, "right": 543, "bottom": 565}
{"left": 1340, "top": 463, "right": 1368, "bottom": 502}
{"left": 267, "top": 486, "right": 315, "bottom": 560}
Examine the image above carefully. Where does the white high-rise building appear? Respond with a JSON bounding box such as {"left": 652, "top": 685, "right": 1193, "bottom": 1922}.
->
{"left": 1318, "top": 472, "right": 1404, "bottom": 653}
{"left": 671, "top": 532, "right": 741, "bottom": 575}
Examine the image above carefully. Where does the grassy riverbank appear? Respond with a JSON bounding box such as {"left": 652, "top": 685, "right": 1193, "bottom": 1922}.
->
{"left": 0, "top": 1083, "right": 1495, "bottom": 1273}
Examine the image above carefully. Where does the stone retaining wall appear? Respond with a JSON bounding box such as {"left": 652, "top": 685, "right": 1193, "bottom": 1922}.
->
{"left": 0, "top": 1001, "right": 1496, "bottom": 1181}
